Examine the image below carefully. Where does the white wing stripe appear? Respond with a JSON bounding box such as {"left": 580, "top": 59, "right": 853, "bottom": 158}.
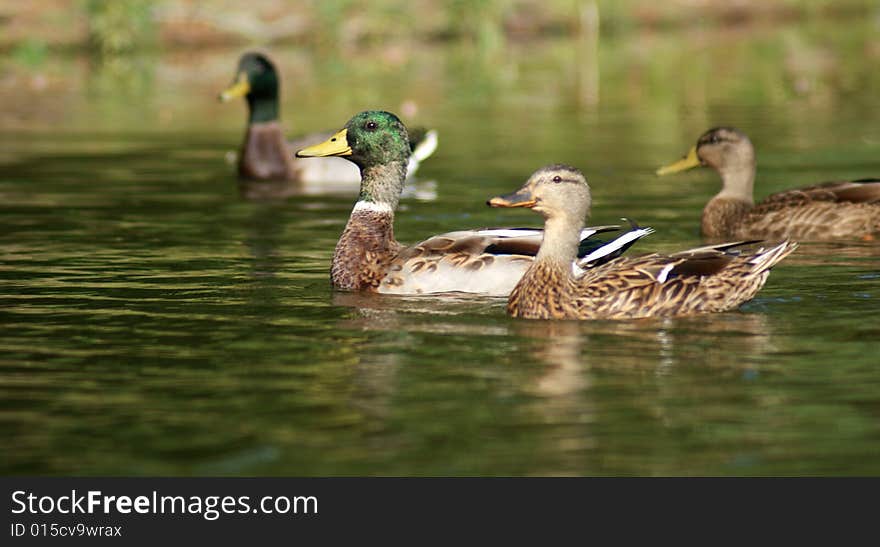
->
{"left": 471, "top": 226, "right": 615, "bottom": 241}
{"left": 473, "top": 229, "right": 543, "bottom": 238}
{"left": 578, "top": 227, "right": 655, "bottom": 266}
{"left": 656, "top": 263, "right": 675, "bottom": 283}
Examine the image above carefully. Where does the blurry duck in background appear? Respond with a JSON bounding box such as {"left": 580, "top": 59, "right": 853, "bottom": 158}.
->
{"left": 219, "top": 52, "right": 438, "bottom": 192}
{"left": 490, "top": 164, "right": 797, "bottom": 320}
{"left": 657, "top": 127, "right": 880, "bottom": 241}
{"left": 296, "top": 111, "right": 652, "bottom": 295}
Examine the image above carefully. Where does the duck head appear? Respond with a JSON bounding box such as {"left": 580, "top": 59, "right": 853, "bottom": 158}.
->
{"left": 656, "top": 127, "right": 756, "bottom": 199}
{"left": 488, "top": 164, "right": 592, "bottom": 222}
{"left": 219, "top": 52, "right": 280, "bottom": 123}
{"left": 297, "top": 111, "right": 412, "bottom": 207}
{"left": 657, "top": 127, "right": 755, "bottom": 177}
{"left": 296, "top": 110, "right": 411, "bottom": 167}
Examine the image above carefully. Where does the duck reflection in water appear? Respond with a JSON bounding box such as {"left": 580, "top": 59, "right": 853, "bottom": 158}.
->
{"left": 332, "top": 292, "right": 779, "bottom": 378}
{"left": 330, "top": 292, "right": 783, "bottom": 473}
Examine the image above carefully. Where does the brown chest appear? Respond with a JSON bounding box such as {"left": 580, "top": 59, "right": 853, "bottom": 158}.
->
{"left": 507, "top": 264, "right": 575, "bottom": 319}
{"left": 702, "top": 197, "right": 753, "bottom": 239}
{"left": 239, "top": 123, "right": 293, "bottom": 181}
{"left": 331, "top": 210, "right": 399, "bottom": 291}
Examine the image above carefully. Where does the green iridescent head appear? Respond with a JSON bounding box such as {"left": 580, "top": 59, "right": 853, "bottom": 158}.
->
{"left": 218, "top": 52, "right": 280, "bottom": 123}
{"left": 296, "top": 110, "right": 411, "bottom": 169}
{"left": 296, "top": 111, "right": 412, "bottom": 206}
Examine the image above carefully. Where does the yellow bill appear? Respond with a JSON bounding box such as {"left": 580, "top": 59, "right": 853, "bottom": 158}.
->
{"left": 296, "top": 129, "right": 352, "bottom": 158}
{"left": 656, "top": 146, "right": 701, "bottom": 176}
{"left": 218, "top": 73, "right": 250, "bottom": 102}
{"left": 487, "top": 189, "right": 537, "bottom": 208}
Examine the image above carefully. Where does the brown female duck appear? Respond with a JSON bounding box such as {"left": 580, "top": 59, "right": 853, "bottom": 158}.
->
{"left": 490, "top": 164, "right": 797, "bottom": 320}
{"left": 657, "top": 127, "right": 880, "bottom": 241}
{"left": 296, "top": 111, "right": 652, "bottom": 296}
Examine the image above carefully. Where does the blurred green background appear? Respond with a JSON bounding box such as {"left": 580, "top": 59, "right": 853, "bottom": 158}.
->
{"left": 3, "top": 1, "right": 878, "bottom": 53}
{"left": 2, "top": 0, "right": 878, "bottom": 135}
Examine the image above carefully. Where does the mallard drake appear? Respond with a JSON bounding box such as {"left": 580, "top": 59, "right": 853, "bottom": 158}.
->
{"left": 657, "top": 127, "right": 880, "bottom": 241}
{"left": 489, "top": 164, "right": 798, "bottom": 320}
{"left": 219, "top": 52, "right": 438, "bottom": 185}
{"left": 295, "top": 111, "right": 652, "bottom": 295}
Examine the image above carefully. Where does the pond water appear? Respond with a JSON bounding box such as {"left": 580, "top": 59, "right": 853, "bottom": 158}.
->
{"left": 2, "top": 20, "right": 879, "bottom": 475}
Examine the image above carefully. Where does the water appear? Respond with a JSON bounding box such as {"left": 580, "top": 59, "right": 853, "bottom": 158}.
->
{"left": 2, "top": 22, "right": 880, "bottom": 475}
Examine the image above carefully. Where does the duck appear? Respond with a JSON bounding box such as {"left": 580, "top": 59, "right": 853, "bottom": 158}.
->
{"left": 489, "top": 164, "right": 798, "bottom": 320}
{"left": 656, "top": 127, "right": 880, "bottom": 241}
{"left": 219, "top": 52, "right": 438, "bottom": 185}
{"left": 295, "top": 111, "right": 652, "bottom": 296}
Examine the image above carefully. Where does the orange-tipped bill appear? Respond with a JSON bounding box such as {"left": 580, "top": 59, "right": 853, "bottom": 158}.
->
{"left": 218, "top": 73, "right": 250, "bottom": 102}
{"left": 656, "top": 145, "right": 701, "bottom": 176}
{"left": 296, "top": 129, "right": 352, "bottom": 158}
{"left": 488, "top": 188, "right": 537, "bottom": 208}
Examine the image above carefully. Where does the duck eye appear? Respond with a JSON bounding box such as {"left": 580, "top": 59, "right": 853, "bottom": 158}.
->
{"left": 552, "top": 175, "right": 562, "bottom": 183}
{"left": 365, "top": 121, "right": 378, "bottom": 131}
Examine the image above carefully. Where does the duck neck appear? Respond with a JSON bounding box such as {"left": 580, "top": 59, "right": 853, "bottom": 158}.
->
{"left": 715, "top": 161, "right": 756, "bottom": 205}
{"left": 509, "top": 212, "right": 582, "bottom": 319}
{"left": 357, "top": 160, "right": 407, "bottom": 212}
{"left": 330, "top": 159, "right": 408, "bottom": 290}
{"left": 534, "top": 213, "right": 583, "bottom": 273}
{"left": 703, "top": 163, "right": 756, "bottom": 239}
{"left": 247, "top": 93, "right": 279, "bottom": 124}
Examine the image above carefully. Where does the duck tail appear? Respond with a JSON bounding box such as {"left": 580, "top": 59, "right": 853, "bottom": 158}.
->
{"left": 748, "top": 240, "right": 798, "bottom": 273}
{"left": 411, "top": 129, "right": 439, "bottom": 163}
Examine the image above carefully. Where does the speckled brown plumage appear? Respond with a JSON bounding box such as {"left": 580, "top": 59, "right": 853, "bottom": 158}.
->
{"left": 703, "top": 180, "right": 880, "bottom": 240}
{"left": 494, "top": 164, "right": 798, "bottom": 321}
{"left": 659, "top": 127, "right": 880, "bottom": 241}
{"left": 701, "top": 197, "right": 755, "bottom": 240}
{"left": 331, "top": 209, "right": 402, "bottom": 291}
{"left": 507, "top": 242, "right": 797, "bottom": 320}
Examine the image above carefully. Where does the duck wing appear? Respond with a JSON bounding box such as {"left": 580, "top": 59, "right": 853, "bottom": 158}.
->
{"left": 757, "top": 178, "right": 880, "bottom": 210}
{"left": 745, "top": 179, "right": 880, "bottom": 239}
{"left": 570, "top": 240, "right": 797, "bottom": 318}
{"left": 376, "top": 225, "right": 627, "bottom": 296}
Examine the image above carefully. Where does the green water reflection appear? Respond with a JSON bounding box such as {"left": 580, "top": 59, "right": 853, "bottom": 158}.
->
{"left": 1, "top": 20, "right": 879, "bottom": 475}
